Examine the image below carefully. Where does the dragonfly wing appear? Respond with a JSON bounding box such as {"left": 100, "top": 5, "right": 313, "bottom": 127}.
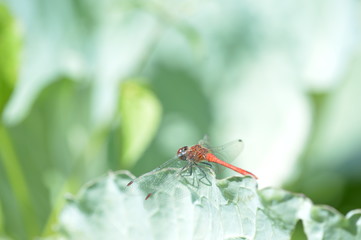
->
{"left": 145, "top": 156, "right": 183, "bottom": 173}
{"left": 198, "top": 135, "right": 210, "bottom": 147}
{"left": 206, "top": 139, "right": 244, "bottom": 163}
{"left": 140, "top": 163, "right": 215, "bottom": 200}
{"left": 126, "top": 157, "right": 189, "bottom": 199}
{"left": 133, "top": 168, "right": 182, "bottom": 197}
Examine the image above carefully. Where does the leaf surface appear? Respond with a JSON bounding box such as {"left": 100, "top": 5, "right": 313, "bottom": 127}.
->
{"left": 52, "top": 170, "right": 361, "bottom": 240}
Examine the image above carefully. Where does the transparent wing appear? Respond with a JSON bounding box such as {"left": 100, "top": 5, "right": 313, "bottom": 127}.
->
{"left": 140, "top": 156, "right": 183, "bottom": 174}
{"left": 200, "top": 137, "right": 244, "bottom": 163}
{"left": 125, "top": 156, "right": 189, "bottom": 199}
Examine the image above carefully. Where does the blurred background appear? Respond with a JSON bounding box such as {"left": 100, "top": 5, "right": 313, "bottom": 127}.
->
{"left": 1, "top": 0, "right": 361, "bottom": 239}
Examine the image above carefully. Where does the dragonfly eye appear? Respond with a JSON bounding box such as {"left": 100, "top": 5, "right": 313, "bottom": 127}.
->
{"left": 177, "top": 146, "right": 188, "bottom": 160}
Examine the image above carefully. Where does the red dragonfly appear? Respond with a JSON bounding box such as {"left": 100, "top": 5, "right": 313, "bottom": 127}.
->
{"left": 127, "top": 137, "right": 257, "bottom": 200}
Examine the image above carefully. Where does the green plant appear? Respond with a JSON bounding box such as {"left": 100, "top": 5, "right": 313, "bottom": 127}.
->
{"left": 48, "top": 170, "right": 361, "bottom": 240}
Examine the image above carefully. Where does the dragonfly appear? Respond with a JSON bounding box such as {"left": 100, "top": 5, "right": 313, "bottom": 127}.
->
{"left": 126, "top": 137, "right": 257, "bottom": 200}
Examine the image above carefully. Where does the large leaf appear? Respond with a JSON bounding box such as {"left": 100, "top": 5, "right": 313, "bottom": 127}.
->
{"left": 52, "top": 170, "right": 361, "bottom": 240}
{"left": 0, "top": 78, "right": 101, "bottom": 240}
{"left": 119, "top": 81, "right": 162, "bottom": 168}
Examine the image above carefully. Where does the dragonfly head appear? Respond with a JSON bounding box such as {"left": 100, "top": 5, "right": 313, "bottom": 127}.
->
{"left": 177, "top": 146, "right": 188, "bottom": 160}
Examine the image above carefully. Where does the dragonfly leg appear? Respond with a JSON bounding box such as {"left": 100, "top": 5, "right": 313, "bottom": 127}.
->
{"left": 179, "top": 162, "right": 192, "bottom": 177}
{"left": 180, "top": 163, "right": 193, "bottom": 178}
{"left": 189, "top": 164, "right": 196, "bottom": 185}
{"left": 179, "top": 163, "right": 198, "bottom": 186}
{"left": 182, "top": 164, "right": 193, "bottom": 177}
{"left": 200, "top": 162, "right": 212, "bottom": 168}
{"left": 196, "top": 163, "right": 212, "bottom": 186}
{"left": 188, "top": 164, "right": 193, "bottom": 176}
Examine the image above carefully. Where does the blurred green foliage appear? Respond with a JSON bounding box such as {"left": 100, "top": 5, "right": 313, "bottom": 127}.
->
{"left": 0, "top": 4, "right": 19, "bottom": 115}
{"left": 118, "top": 80, "right": 162, "bottom": 169}
{"left": 0, "top": 0, "right": 361, "bottom": 240}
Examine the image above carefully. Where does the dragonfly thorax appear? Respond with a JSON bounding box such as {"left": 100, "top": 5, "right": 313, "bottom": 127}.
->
{"left": 177, "top": 144, "right": 209, "bottom": 162}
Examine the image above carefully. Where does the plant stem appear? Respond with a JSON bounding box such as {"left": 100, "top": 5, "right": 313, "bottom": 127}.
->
{"left": 0, "top": 123, "right": 39, "bottom": 237}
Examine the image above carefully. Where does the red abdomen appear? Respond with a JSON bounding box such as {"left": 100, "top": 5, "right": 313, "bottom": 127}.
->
{"left": 205, "top": 153, "right": 258, "bottom": 179}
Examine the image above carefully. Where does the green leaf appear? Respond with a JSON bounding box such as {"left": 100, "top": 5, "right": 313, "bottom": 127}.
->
{"left": 0, "top": 4, "right": 21, "bottom": 117}
{"left": 0, "top": 202, "right": 3, "bottom": 233}
{"left": 119, "top": 81, "right": 162, "bottom": 168}
{"left": 0, "top": 123, "right": 39, "bottom": 239}
{"left": 52, "top": 170, "right": 361, "bottom": 240}
{"left": 0, "top": 78, "right": 98, "bottom": 239}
